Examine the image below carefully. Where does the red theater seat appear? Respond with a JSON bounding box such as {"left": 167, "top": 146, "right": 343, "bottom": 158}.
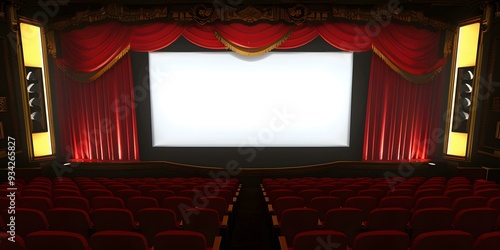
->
{"left": 91, "top": 208, "right": 136, "bottom": 232}
{"left": 0, "top": 232, "right": 26, "bottom": 250}
{"left": 279, "top": 230, "right": 348, "bottom": 250}
{"left": 366, "top": 208, "right": 410, "bottom": 231}
{"left": 26, "top": 231, "right": 91, "bottom": 250}
{"left": 154, "top": 230, "right": 221, "bottom": 250}
{"left": 47, "top": 208, "right": 93, "bottom": 238}
{"left": 409, "top": 208, "right": 454, "bottom": 240}
{"left": 410, "top": 230, "right": 474, "bottom": 250}
{"left": 137, "top": 208, "right": 178, "bottom": 246}
{"left": 453, "top": 208, "right": 498, "bottom": 238}
{"left": 277, "top": 208, "right": 319, "bottom": 246}
{"left": 54, "top": 196, "right": 91, "bottom": 213}
{"left": 323, "top": 208, "right": 363, "bottom": 247}
{"left": 472, "top": 231, "right": 500, "bottom": 250}
{"left": 90, "top": 231, "right": 149, "bottom": 250}
{"left": 352, "top": 230, "right": 409, "bottom": 250}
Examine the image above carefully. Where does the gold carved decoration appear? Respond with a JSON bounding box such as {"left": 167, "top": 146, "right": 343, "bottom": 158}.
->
{"left": 332, "top": 6, "right": 454, "bottom": 31}
{"left": 185, "top": 4, "right": 313, "bottom": 25}
{"left": 45, "top": 4, "right": 168, "bottom": 31}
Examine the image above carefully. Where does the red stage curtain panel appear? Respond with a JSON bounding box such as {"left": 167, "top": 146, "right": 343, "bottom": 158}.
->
{"left": 372, "top": 23, "right": 447, "bottom": 76}
{"left": 55, "top": 54, "right": 140, "bottom": 161}
{"left": 56, "top": 22, "right": 130, "bottom": 73}
{"left": 363, "top": 56, "right": 445, "bottom": 161}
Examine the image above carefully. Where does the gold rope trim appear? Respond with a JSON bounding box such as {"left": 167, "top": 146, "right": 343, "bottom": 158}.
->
{"left": 214, "top": 28, "right": 294, "bottom": 56}
{"left": 372, "top": 45, "right": 445, "bottom": 84}
{"left": 45, "top": 30, "right": 57, "bottom": 58}
{"left": 57, "top": 44, "right": 131, "bottom": 83}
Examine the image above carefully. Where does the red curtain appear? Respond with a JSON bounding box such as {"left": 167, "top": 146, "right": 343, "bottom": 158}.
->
{"left": 55, "top": 54, "right": 139, "bottom": 161}
{"left": 54, "top": 21, "right": 448, "bottom": 161}
{"left": 363, "top": 56, "right": 445, "bottom": 161}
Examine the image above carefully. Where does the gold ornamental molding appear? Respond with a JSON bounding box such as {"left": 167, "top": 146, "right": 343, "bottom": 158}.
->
{"left": 43, "top": 3, "right": 453, "bottom": 32}
{"left": 45, "top": 4, "right": 169, "bottom": 31}
{"left": 331, "top": 6, "right": 455, "bottom": 31}
{"left": 176, "top": 4, "right": 319, "bottom": 25}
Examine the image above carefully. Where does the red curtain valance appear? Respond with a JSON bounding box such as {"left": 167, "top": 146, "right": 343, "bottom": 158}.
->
{"left": 54, "top": 21, "right": 447, "bottom": 83}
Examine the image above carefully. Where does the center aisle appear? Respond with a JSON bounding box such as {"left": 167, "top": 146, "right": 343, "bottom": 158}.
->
{"left": 228, "top": 180, "right": 273, "bottom": 250}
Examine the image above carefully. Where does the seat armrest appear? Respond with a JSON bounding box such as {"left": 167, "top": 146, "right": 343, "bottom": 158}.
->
{"left": 265, "top": 197, "right": 269, "bottom": 203}
{"left": 272, "top": 215, "right": 280, "bottom": 228}
{"left": 221, "top": 215, "right": 229, "bottom": 228}
{"left": 268, "top": 204, "right": 274, "bottom": 213}
{"left": 228, "top": 204, "right": 233, "bottom": 213}
{"left": 278, "top": 236, "right": 288, "bottom": 250}
{"left": 232, "top": 196, "right": 238, "bottom": 203}
{"left": 212, "top": 236, "right": 222, "bottom": 250}
{"left": 317, "top": 218, "right": 323, "bottom": 228}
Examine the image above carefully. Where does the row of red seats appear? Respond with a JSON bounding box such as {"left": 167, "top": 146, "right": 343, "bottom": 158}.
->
{"left": 1, "top": 176, "right": 241, "bottom": 249}
{"left": 1, "top": 229, "right": 221, "bottom": 250}
{"left": 277, "top": 229, "right": 500, "bottom": 250}
{"left": 263, "top": 177, "right": 500, "bottom": 249}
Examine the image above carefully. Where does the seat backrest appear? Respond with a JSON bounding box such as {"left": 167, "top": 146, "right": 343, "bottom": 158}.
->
{"left": 323, "top": 208, "right": 363, "bottom": 246}
{"left": 379, "top": 196, "right": 414, "bottom": 210}
{"left": 202, "top": 196, "right": 227, "bottom": 221}
{"left": 385, "top": 189, "right": 414, "bottom": 197}
{"left": 409, "top": 208, "right": 454, "bottom": 240}
{"left": 53, "top": 196, "right": 91, "bottom": 212}
{"left": 47, "top": 208, "right": 93, "bottom": 238}
{"left": 413, "top": 196, "right": 452, "bottom": 211}
{"left": 366, "top": 208, "right": 410, "bottom": 231}
{"left": 358, "top": 189, "right": 385, "bottom": 201}
{"left": 473, "top": 188, "right": 500, "bottom": 199}
{"left": 268, "top": 189, "right": 295, "bottom": 204}
{"left": 453, "top": 208, "right": 498, "bottom": 238}
{"left": 90, "top": 231, "right": 148, "bottom": 250}
{"left": 344, "top": 196, "right": 377, "bottom": 221}
{"left": 126, "top": 196, "right": 159, "bottom": 218}
{"left": 308, "top": 196, "right": 341, "bottom": 221}
{"left": 444, "top": 189, "right": 473, "bottom": 200}
{"left": 410, "top": 230, "right": 474, "bottom": 250}
{"left": 154, "top": 230, "right": 207, "bottom": 250}
{"left": 353, "top": 230, "right": 409, "bottom": 250}
{"left": 91, "top": 196, "right": 125, "bottom": 210}
{"left": 0, "top": 232, "right": 26, "bottom": 250}
{"left": 52, "top": 189, "right": 81, "bottom": 198}
{"left": 146, "top": 189, "right": 175, "bottom": 203}
{"left": 280, "top": 208, "right": 319, "bottom": 246}
{"left": 21, "top": 189, "right": 51, "bottom": 198}
{"left": 137, "top": 208, "right": 178, "bottom": 246}
{"left": 274, "top": 196, "right": 305, "bottom": 220}
{"left": 162, "top": 196, "right": 195, "bottom": 222}
{"left": 487, "top": 197, "right": 500, "bottom": 211}
{"left": 297, "top": 189, "right": 326, "bottom": 204}
{"left": 414, "top": 189, "right": 443, "bottom": 199}
{"left": 115, "top": 189, "right": 142, "bottom": 201}
{"left": 452, "top": 196, "right": 488, "bottom": 215}
{"left": 5, "top": 208, "right": 49, "bottom": 237}
{"left": 182, "top": 208, "right": 220, "bottom": 247}
{"left": 82, "top": 189, "right": 113, "bottom": 200}
{"left": 329, "top": 189, "right": 356, "bottom": 206}
{"left": 91, "top": 208, "right": 135, "bottom": 232}
{"left": 472, "top": 231, "right": 500, "bottom": 250}
{"left": 293, "top": 230, "right": 348, "bottom": 250}
{"left": 18, "top": 196, "right": 53, "bottom": 214}
{"left": 25, "top": 230, "right": 90, "bottom": 250}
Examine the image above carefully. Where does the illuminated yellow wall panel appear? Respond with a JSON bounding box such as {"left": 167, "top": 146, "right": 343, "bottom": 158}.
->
{"left": 447, "top": 132, "right": 468, "bottom": 157}
{"left": 20, "top": 22, "right": 53, "bottom": 158}
{"left": 445, "top": 22, "right": 480, "bottom": 159}
{"left": 20, "top": 23, "right": 43, "bottom": 68}
{"left": 32, "top": 132, "right": 52, "bottom": 156}
{"left": 456, "top": 23, "right": 480, "bottom": 68}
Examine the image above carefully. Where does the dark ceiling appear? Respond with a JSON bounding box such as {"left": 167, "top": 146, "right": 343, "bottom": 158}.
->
{"left": 9, "top": 0, "right": 490, "bottom": 25}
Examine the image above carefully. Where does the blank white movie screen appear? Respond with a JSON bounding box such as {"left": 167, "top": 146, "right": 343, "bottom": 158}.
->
{"left": 148, "top": 52, "right": 353, "bottom": 147}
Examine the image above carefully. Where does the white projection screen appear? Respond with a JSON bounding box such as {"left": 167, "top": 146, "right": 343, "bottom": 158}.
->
{"left": 149, "top": 52, "right": 353, "bottom": 147}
